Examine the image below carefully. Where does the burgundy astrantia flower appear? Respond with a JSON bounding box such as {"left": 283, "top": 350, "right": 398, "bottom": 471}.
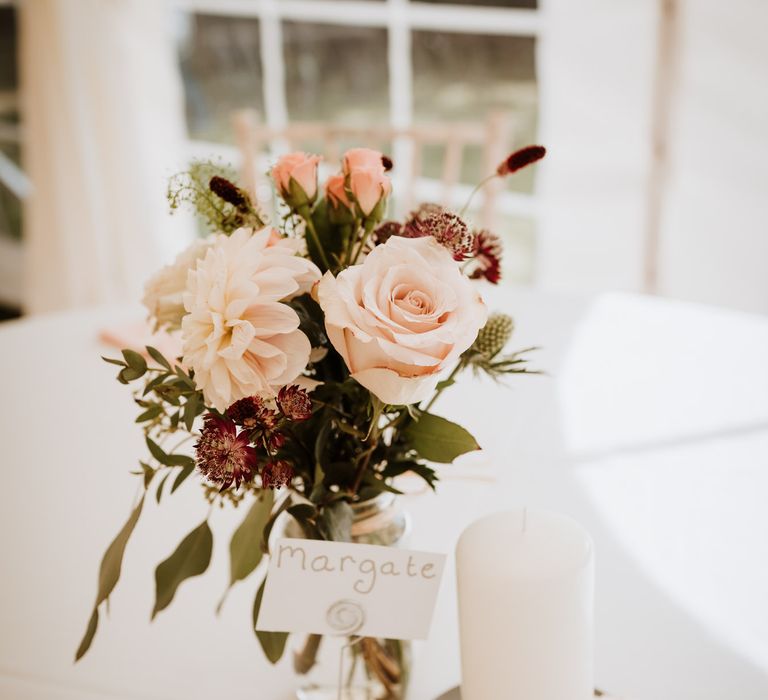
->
{"left": 404, "top": 211, "right": 475, "bottom": 260}
{"left": 267, "top": 431, "right": 287, "bottom": 450}
{"left": 277, "top": 385, "right": 313, "bottom": 421}
{"left": 261, "top": 459, "right": 295, "bottom": 489}
{"left": 469, "top": 229, "right": 503, "bottom": 284}
{"left": 226, "top": 396, "right": 278, "bottom": 431}
{"left": 496, "top": 145, "right": 546, "bottom": 177}
{"left": 373, "top": 220, "right": 403, "bottom": 246}
{"left": 195, "top": 414, "right": 258, "bottom": 490}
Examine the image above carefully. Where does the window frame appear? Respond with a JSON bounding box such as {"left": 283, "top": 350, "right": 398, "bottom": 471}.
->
{"left": 176, "top": 0, "right": 542, "bottom": 223}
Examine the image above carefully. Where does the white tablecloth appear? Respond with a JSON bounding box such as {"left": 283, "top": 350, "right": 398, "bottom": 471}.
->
{"left": 1, "top": 288, "right": 768, "bottom": 700}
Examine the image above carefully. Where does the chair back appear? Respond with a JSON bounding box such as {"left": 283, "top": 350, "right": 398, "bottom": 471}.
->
{"left": 232, "top": 109, "right": 512, "bottom": 228}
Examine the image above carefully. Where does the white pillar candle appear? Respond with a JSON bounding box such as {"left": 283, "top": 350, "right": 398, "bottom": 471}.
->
{"left": 456, "top": 509, "right": 594, "bottom": 700}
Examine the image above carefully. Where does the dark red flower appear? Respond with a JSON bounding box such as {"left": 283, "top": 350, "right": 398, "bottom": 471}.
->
{"left": 381, "top": 155, "right": 394, "bottom": 171}
{"left": 227, "top": 396, "right": 278, "bottom": 431}
{"left": 277, "top": 385, "right": 313, "bottom": 421}
{"left": 404, "top": 211, "right": 474, "bottom": 260}
{"left": 469, "top": 229, "right": 503, "bottom": 284}
{"left": 195, "top": 414, "right": 258, "bottom": 489}
{"left": 373, "top": 220, "right": 403, "bottom": 245}
{"left": 407, "top": 202, "right": 444, "bottom": 223}
{"left": 262, "top": 459, "right": 295, "bottom": 489}
{"left": 267, "top": 431, "right": 287, "bottom": 450}
{"left": 209, "top": 176, "right": 251, "bottom": 212}
{"left": 496, "top": 145, "right": 546, "bottom": 177}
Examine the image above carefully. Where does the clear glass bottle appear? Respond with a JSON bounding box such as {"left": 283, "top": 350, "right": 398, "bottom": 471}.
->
{"left": 286, "top": 492, "right": 412, "bottom": 700}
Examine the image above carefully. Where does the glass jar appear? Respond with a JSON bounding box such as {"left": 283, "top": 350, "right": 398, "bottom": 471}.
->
{"left": 285, "top": 492, "right": 412, "bottom": 700}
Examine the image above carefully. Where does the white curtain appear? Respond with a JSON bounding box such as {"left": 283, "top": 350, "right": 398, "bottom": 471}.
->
{"left": 658, "top": 0, "right": 768, "bottom": 315}
{"left": 536, "top": 0, "right": 659, "bottom": 295}
{"left": 536, "top": 0, "right": 768, "bottom": 315}
{"left": 19, "top": 0, "right": 191, "bottom": 314}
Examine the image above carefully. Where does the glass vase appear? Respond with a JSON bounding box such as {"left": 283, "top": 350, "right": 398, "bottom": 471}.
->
{"left": 285, "top": 492, "right": 412, "bottom": 700}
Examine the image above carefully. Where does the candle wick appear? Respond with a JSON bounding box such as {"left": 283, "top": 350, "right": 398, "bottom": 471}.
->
{"left": 522, "top": 508, "right": 528, "bottom": 534}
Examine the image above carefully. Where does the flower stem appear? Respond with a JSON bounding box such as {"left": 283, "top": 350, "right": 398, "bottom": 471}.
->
{"left": 298, "top": 205, "right": 332, "bottom": 271}
{"left": 350, "top": 217, "right": 376, "bottom": 265}
{"left": 344, "top": 217, "right": 362, "bottom": 267}
{"left": 459, "top": 174, "right": 497, "bottom": 217}
{"left": 351, "top": 396, "right": 385, "bottom": 494}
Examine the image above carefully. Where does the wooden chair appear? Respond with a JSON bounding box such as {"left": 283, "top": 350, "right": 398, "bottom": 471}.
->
{"left": 231, "top": 109, "right": 513, "bottom": 228}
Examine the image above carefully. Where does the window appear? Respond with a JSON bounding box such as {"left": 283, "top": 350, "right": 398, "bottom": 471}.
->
{"left": 175, "top": 0, "right": 542, "bottom": 282}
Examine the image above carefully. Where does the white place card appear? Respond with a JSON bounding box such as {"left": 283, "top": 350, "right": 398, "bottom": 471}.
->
{"left": 256, "top": 538, "right": 446, "bottom": 640}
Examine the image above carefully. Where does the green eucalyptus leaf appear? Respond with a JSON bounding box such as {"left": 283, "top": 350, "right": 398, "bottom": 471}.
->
{"left": 229, "top": 492, "right": 274, "bottom": 587}
{"left": 253, "top": 579, "right": 288, "bottom": 664}
{"left": 183, "top": 391, "right": 201, "bottom": 431}
{"left": 145, "top": 345, "right": 172, "bottom": 371}
{"left": 75, "top": 608, "right": 99, "bottom": 662}
{"left": 170, "top": 464, "right": 195, "bottom": 493}
{"left": 143, "top": 373, "right": 167, "bottom": 396}
{"left": 101, "top": 356, "right": 126, "bottom": 367}
{"left": 119, "top": 367, "right": 144, "bottom": 382}
{"left": 402, "top": 412, "right": 480, "bottom": 463}
{"left": 156, "top": 471, "right": 171, "bottom": 504}
{"left": 146, "top": 437, "right": 169, "bottom": 464}
{"left": 261, "top": 496, "right": 292, "bottom": 555}
{"left": 167, "top": 454, "right": 195, "bottom": 469}
{"left": 174, "top": 367, "right": 196, "bottom": 390}
{"left": 96, "top": 497, "right": 144, "bottom": 607}
{"left": 140, "top": 461, "right": 156, "bottom": 488}
{"left": 76, "top": 496, "right": 144, "bottom": 660}
{"left": 135, "top": 405, "right": 162, "bottom": 423}
{"left": 152, "top": 520, "right": 213, "bottom": 619}
{"left": 121, "top": 349, "right": 147, "bottom": 374}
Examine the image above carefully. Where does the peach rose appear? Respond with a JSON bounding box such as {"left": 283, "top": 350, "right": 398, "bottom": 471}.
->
{"left": 341, "top": 148, "right": 391, "bottom": 217}
{"left": 316, "top": 235, "right": 487, "bottom": 405}
{"left": 325, "top": 173, "right": 353, "bottom": 210}
{"left": 271, "top": 152, "right": 321, "bottom": 205}
{"left": 343, "top": 148, "right": 386, "bottom": 176}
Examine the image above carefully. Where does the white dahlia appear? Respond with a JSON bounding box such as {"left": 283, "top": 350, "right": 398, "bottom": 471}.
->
{"left": 181, "top": 227, "right": 321, "bottom": 411}
{"left": 142, "top": 237, "right": 214, "bottom": 331}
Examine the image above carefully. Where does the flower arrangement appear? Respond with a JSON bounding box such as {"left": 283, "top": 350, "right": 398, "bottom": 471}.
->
{"left": 76, "top": 145, "right": 545, "bottom": 681}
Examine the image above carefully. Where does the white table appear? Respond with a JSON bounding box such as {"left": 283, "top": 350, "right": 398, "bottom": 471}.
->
{"left": 1, "top": 288, "right": 768, "bottom": 700}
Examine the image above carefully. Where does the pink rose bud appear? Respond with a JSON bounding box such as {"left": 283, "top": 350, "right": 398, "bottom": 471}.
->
{"left": 343, "top": 148, "right": 387, "bottom": 176}
{"left": 325, "top": 173, "right": 353, "bottom": 210}
{"left": 349, "top": 168, "right": 392, "bottom": 217}
{"left": 271, "top": 152, "right": 321, "bottom": 207}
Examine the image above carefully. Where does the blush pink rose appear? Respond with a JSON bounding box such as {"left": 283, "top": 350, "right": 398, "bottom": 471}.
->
{"left": 341, "top": 148, "right": 391, "bottom": 217}
{"left": 325, "top": 173, "right": 353, "bottom": 210}
{"left": 316, "top": 235, "right": 487, "bottom": 405}
{"left": 343, "top": 148, "right": 386, "bottom": 175}
{"left": 271, "top": 152, "right": 321, "bottom": 204}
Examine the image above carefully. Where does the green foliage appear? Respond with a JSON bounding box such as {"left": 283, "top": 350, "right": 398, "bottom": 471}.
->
{"left": 76, "top": 496, "right": 145, "bottom": 661}
{"left": 167, "top": 159, "right": 265, "bottom": 234}
{"left": 402, "top": 412, "right": 480, "bottom": 463}
{"left": 228, "top": 491, "right": 275, "bottom": 588}
{"left": 253, "top": 579, "right": 289, "bottom": 664}
{"left": 152, "top": 520, "right": 213, "bottom": 619}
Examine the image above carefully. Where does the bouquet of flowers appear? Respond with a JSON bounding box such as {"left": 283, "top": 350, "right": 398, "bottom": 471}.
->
{"left": 76, "top": 144, "right": 545, "bottom": 692}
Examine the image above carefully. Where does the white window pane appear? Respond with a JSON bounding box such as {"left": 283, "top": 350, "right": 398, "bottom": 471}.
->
{"left": 412, "top": 31, "right": 538, "bottom": 192}
{"left": 177, "top": 13, "right": 264, "bottom": 143}
{"left": 283, "top": 22, "right": 389, "bottom": 127}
